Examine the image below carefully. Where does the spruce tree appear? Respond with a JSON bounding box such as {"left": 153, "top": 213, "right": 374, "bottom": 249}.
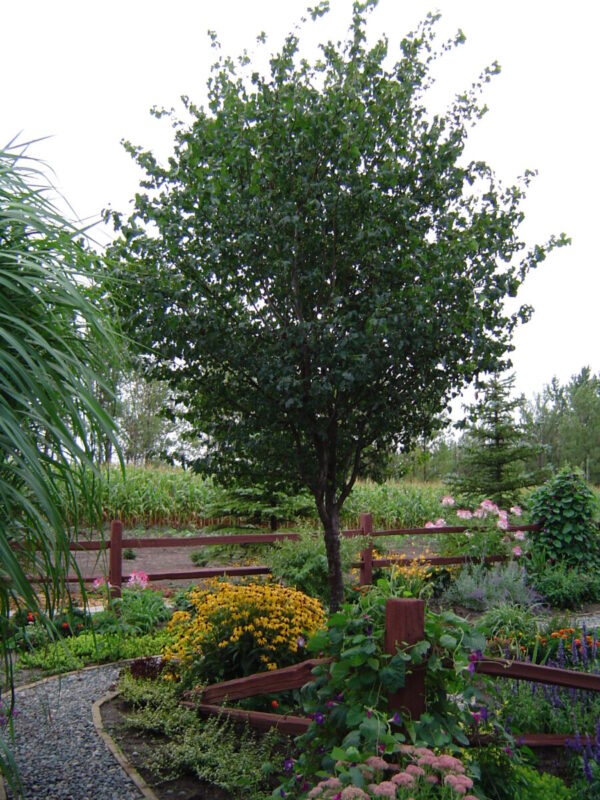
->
{"left": 451, "top": 373, "right": 541, "bottom": 508}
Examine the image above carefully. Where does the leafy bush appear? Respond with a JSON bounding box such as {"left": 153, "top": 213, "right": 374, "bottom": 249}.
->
{"left": 440, "top": 562, "right": 539, "bottom": 611}
{"left": 511, "top": 764, "right": 573, "bottom": 799}
{"left": 92, "top": 587, "right": 172, "bottom": 636}
{"left": 529, "top": 562, "right": 600, "bottom": 609}
{"left": 164, "top": 579, "right": 325, "bottom": 684}
{"left": 478, "top": 603, "right": 540, "bottom": 657}
{"left": 528, "top": 468, "right": 600, "bottom": 566}
{"left": 267, "top": 531, "right": 365, "bottom": 604}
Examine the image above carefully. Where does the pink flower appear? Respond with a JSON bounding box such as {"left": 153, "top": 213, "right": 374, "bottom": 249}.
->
{"left": 473, "top": 508, "right": 484, "bottom": 518}
{"left": 510, "top": 505, "right": 522, "bottom": 516}
{"left": 424, "top": 521, "right": 435, "bottom": 528}
{"left": 392, "top": 772, "right": 415, "bottom": 786}
{"left": 435, "top": 518, "right": 447, "bottom": 527}
{"left": 514, "top": 530, "right": 525, "bottom": 540}
{"left": 405, "top": 765, "right": 425, "bottom": 777}
{"left": 480, "top": 499, "right": 498, "bottom": 514}
{"left": 456, "top": 509, "right": 472, "bottom": 520}
{"left": 497, "top": 517, "right": 509, "bottom": 530}
{"left": 127, "top": 570, "right": 149, "bottom": 588}
{"left": 370, "top": 781, "right": 397, "bottom": 797}
{"left": 92, "top": 577, "right": 108, "bottom": 590}
{"left": 435, "top": 755, "right": 466, "bottom": 772}
{"left": 441, "top": 495, "right": 455, "bottom": 506}
{"left": 365, "top": 757, "right": 389, "bottom": 771}
{"left": 512, "top": 545, "right": 523, "bottom": 557}
{"left": 341, "top": 788, "right": 369, "bottom": 799}
{"left": 426, "top": 774, "right": 439, "bottom": 784}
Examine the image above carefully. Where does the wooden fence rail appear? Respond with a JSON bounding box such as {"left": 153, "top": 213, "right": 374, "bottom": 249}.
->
{"left": 28, "top": 513, "right": 541, "bottom": 596}
{"left": 187, "top": 598, "right": 600, "bottom": 748}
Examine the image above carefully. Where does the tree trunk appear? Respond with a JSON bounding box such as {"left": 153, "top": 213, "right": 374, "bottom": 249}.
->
{"left": 322, "top": 507, "right": 344, "bottom": 611}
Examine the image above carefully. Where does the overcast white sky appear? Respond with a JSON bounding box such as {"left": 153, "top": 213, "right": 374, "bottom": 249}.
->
{"left": 2, "top": 0, "right": 598, "bottom": 404}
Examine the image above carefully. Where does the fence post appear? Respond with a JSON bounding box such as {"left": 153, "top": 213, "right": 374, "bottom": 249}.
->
{"left": 109, "top": 519, "right": 122, "bottom": 598}
{"left": 359, "top": 512, "right": 373, "bottom": 586}
{"left": 385, "top": 598, "right": 426, "bottom": 720}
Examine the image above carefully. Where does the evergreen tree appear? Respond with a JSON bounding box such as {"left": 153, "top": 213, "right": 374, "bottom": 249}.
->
{"left": 451, "top": 373, "right": 542, "bottom": 507}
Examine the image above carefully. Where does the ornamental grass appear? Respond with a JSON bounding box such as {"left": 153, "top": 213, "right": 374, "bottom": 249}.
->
{"left": 164, "top": 579, "right": 325, "bottom": 684}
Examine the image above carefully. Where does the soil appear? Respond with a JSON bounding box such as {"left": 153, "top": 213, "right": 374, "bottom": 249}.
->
{"left": 100, "top": 693, "right": 234, "bottom": 800}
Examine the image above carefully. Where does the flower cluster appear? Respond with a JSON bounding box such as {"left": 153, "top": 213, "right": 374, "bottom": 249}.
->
{"left": 306, "top": 747, "right": 478, "bottom": 798}
{"left": 164, "top": 579, "right": 325, "bottom": 683}
{"left": 429, "top": 496, "right": 526, "bottom": 560}
{"left": 127, "top": 570, "right": 149, "bottom": 589}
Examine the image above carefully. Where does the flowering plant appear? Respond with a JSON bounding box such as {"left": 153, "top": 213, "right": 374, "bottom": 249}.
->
{"left": 274, "top": 582, "right": 496, "bottom": 797}
{"left": 302, "top": 747, "right": 480, "bottom": 798}
{"left": 432, "top": 497, "right": 527, "bottom": 562}
{"left": 164, "top": 579, "right": 325, "bottom": 684}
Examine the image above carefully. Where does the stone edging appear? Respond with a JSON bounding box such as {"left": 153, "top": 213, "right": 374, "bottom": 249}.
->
{"left": 91, "top": 690, "right": 159, "bottom": 800}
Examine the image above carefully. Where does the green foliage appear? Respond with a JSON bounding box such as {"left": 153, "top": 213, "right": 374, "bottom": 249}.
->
{"left": 106, "top": 5, "right": 565, "bottom": 610}
{"left": 477, "top": 603, "right": 540, "bottom": 657}
{"left": 523, "top": 367, "right": 600, "bottom": 484}
{"left": 119, "top": 673, "right": 285, "bottom": 798}
{"left": 510, "top": 765, "right": 572, "bottom": 800}
{"left": 528, "top": 562, "right": 600, "bottom": 608}
{"left": 527, "top": 468, "right": 600, "bottom": 566}
{"left": 92, "top": 588, "right": 172, "bottom": 636}
{"left": 441, "top": 562, "right": 539, "bottom": 611}
{"left": 451, "top": 372, "right": 542, "bottom": 507}
{"left": 16, "top": 629, "right": 170, "bottom": 674}
{"left": 0, "top": 143, "right": 119, "bottom": 789}
{"left": 266, "top": 531, "right": 365, "bottom": 604}
{"left": 300, "top": 581, "right": 488, "bottom": 759}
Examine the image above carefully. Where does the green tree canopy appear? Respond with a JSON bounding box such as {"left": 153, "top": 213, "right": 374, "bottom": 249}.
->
{"left": 106, "top": 2, "right": 566, "bottom": 608}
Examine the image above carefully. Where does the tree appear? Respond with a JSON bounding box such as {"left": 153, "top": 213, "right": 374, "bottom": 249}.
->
{"left": 522, "top": 368, "right": 600, "bottom": 482}
{"left": 116, "top": 368, "right": 179, "bottom": 465}
{"left": 106, "top": 3, "right": 566, "bottom": 608}
{"left": 450, "top": 373, "right": 542, "bottom": 507}
{"left": 0, "top": 143, "right": 118, "bottom": 787}
{"left": 560, "top": 368, "right": 600, "bottom": 482}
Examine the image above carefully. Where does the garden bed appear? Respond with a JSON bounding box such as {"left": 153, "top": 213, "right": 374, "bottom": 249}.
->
{"left": 101, "top": 693, "right": 234, "bottom": 800}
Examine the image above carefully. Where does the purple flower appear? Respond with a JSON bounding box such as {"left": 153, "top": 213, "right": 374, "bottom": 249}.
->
{"left": 284, "top": 758, "right": 294, "bottom": 772}
{"left": 391, "top": 711, "right": 402, "bottom": 725}
{"left": 297, "top": 636, "right": 306, "bottom": 649}
{"left": 314, "top": 712, "right": 325, "bottom": 725}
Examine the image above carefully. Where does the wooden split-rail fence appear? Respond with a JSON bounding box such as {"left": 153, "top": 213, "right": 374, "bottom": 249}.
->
{"left": 187, "top": 597, "right": 600, "bottom": 749}
{"left": 59, "top": 512, "right": 540, "bottom": 596}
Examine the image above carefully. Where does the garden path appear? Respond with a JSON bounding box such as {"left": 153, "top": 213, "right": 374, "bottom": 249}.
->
{"left": 1, "top": 665, "right": 143, "bottom": 800}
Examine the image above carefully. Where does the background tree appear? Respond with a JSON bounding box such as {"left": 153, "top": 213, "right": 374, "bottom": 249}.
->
{"left": 450, "top": 372, "right": 543, "bottom": 507}
{"left": 116, "top": 368, "right": 179, "bottom": 466}
{"left": 106, "top": 3, "right": 566, "bottom": 608}
{"left": 522, "top": 368, "right": 600, "bottom": 483}
{"left": 0, "top": 143, "right": 117, "bottom": 787}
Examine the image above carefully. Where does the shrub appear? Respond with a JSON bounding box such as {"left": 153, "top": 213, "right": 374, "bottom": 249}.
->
{"left": 478, "top": 603, "right": 540, "bottom": 658}
{"left": 440, "top": 562, "right": 540, "bottom": 611}
{"left": 92, "top": 587, "right": 172, "bottom": 636}
{"left": 267, "top": 531, "right": 365, "bottom": 604}
{"left": 164, "top": 579, "right": 325, "bottom": 684}
{"left": 528, "top": 468, "right": 600, "bottom": 567}
{"left": 529, "top": 563, "right": 600, "bottom": 609}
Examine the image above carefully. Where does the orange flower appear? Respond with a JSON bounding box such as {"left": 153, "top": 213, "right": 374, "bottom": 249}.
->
{"left": 271, "top": 700, "right": 279, "bottom": 710}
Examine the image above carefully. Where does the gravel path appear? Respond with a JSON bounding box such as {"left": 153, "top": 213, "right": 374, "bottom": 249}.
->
{"left": 2, "top": 665, "right": 144, "bottom": 800}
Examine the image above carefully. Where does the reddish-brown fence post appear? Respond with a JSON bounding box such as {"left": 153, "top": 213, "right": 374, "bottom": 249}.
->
{"left": 359, "top": 512, "right": 373, "bottom": 586}
{"left": 109, "top": 519, "right": 122, "bottom": 598}
{"left": 385, "top": 598, "right": 426, "bottom": 720}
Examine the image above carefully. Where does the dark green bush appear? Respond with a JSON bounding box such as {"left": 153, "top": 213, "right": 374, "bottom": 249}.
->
{"left": 528, "top": 469, "right": 599, "bottom": 566}
{"left": 529, "top": 562, "right": 600, "bottom": 609}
